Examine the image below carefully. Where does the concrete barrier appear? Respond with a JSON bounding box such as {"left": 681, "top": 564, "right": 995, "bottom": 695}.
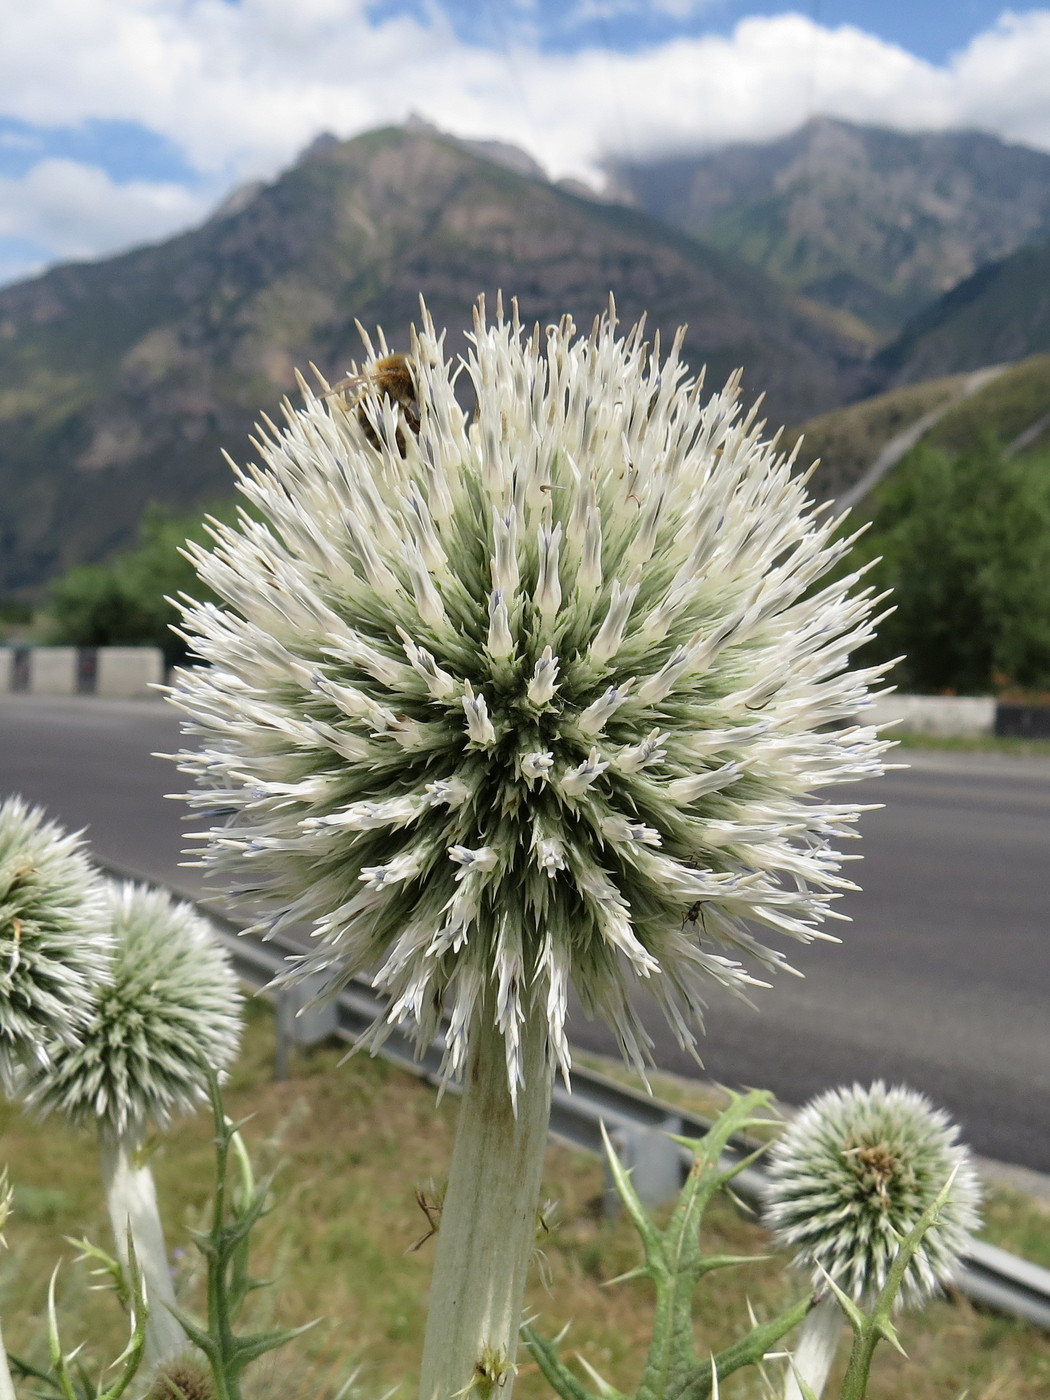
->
{"left": 0, "top": 647, "right": 165, "bottom": 698}
{"left": 28, "top": 647, "right": 78, "bottom": 696}
{"left": 868, "top": 693, "right": 996, "bottom": 736}
{"left": 0, "top": 658, "right": 1012, "bottom": 736}
{"left": 96, "top": 647, "right": 164, "bottom": 698}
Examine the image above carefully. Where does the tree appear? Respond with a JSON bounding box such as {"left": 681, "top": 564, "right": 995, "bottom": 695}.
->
{"left": 853, "top": 437, "right": 1050, "bottom": 693}
{"left": 48, "top": 502, "right": 237, "bottom": 666}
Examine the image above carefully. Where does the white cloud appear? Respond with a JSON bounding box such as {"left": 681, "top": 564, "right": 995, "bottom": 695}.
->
{"left": 950, "top": 9, "right": 1050, "bottom": 148}
{"left": 516, "top": 18, "right": 950, "bottom": 172}
{"left": 3, "top": 4, "right": 1050, "bottom": 284}
{"left": 0, "top": 159, "right": 211, "bottom": 263}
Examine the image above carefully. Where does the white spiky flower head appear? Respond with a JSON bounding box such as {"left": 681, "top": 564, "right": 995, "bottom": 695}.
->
{"left": 171, "top": 297, "right": 888, "bottom": 1095}
{"left": 25, "top": 881, "right": 242, "bottom": 1135}
{"left": 0, "top": 795, "right": 111, "bottom": 1085}
{"left": 763, "top": 1081, "right": 982, "bottom": 1308}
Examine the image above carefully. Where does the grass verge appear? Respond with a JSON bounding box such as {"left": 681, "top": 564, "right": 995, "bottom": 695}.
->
{"left": 892, "top": 731, "right": 1050, "bottom": 757}
{"left": 1, "top": 999, "right": 1048, "bottom": 1399}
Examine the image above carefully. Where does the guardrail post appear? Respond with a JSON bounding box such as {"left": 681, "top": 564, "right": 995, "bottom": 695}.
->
{"left": 12, "top": 647, "right": 29, "bottom": 692}
{"left": 76, "top": 647, "right": 98, "bottom": 694}
{"left": 275, "top": 989, "right": 293, "bottom": 1081}
{"left": 273, "top": 976, "right": 339, "bottom": 1079}
{"left": 995, "top": 701, "right": 1050, "bottom": 739}
{"left": 602, "top": 1116, "right": 683, "bottom": 1215}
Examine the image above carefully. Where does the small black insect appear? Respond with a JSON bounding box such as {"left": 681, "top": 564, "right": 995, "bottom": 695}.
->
{"left": 682, "top": 900, "right": 704, "bottom": 930}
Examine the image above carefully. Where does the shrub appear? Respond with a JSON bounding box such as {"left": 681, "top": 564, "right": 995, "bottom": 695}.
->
{"left": 852, "top": 437, "right": 1050, "bottom": 693}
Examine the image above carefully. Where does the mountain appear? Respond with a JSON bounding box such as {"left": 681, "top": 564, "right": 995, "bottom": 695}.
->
{"left": 605, "top": 118, "right": 1050, "bottom": 334}
{"left": 0, "top": 124, "right": 869, "bottom": 596}
{"left": 874, "top": 237, "right": 1050, "bottom": 386}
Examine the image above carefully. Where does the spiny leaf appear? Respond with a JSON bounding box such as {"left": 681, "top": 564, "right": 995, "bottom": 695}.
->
{"left": 602, "top": 1264, "right": 651, "bottom": 1288}
{"left": 876, "top": 1315, "right": 908, "bottom": 1358}
{"left": 713, "top": 1143, "right": 769, "bottom": 1188}
{"left": 784, "top": 1359, "right": 820, "bottom": 1400}
{"left": 669, "top": 1090, "right": 775, "bottom": 1172}
{"left": 669, "top": 1291, "right": 813, "bottom": 1400}
{"left": 165, "top": 1305, "right": 213, "bottom": 1357}
{"left": 64, "top": 1237, "right": 128, "bottom": 1306}
{"left": 522, "top": 1325, "right": 601, "bottom": 1400}
{"left": 227, "top": 1318, "right": 321, "bottom": 1367}
{"left": 695, "top": 1253, "right": 769, "bottom": 1276}
{"left": 600, "top": 1122, "right": 662, "bottom": 1255}
{"left": 813, "top": 1266, "right": 867, "bottom": 1334}
{"left": 575, "top": 1352, "right": 627, "bottom": 1400}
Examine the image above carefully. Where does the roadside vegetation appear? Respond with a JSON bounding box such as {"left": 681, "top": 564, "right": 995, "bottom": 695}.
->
{"left": 0, "top": 503, "right": 238, "bottom": 661}
{"left": 842, "top": 437, "right": 1050, "bottom": 695}
{"left": 892, "top": 732, "right": 1050, "bottom": 756}
{"left": 2, "top": 1001, "right": 1048, "bottom": 1400}
{"left": 41, "top": 502, "right": 242, "bottom": 667}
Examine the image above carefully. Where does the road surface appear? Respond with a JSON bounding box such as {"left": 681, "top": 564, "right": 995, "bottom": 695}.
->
{"left": 1, "top": 694, "right": 1047, "bottom": 1170}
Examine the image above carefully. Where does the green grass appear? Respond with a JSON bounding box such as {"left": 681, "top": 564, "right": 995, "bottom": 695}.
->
{"left": 982, "top": 1186, "right": 1050, "bottom": 1273}
{"left": 1, "top": 1001, "right": 1049, "bottom": 1400}
{"left": 893, "top": 731, "right": 1050, "bottom": 757}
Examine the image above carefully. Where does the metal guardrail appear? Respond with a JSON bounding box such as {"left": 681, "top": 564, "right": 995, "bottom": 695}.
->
{"left": 103, "top": 865, "right": 1050, "bottom": 1332}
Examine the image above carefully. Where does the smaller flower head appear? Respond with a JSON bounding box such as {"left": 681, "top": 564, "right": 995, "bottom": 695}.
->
{"left": 147, "top": 1359, "right": 215, "bottom": 1400}
{"left": 25, "top": 881, "right": 242, "bottom": 1136}
{"left": 763, "top": 1081, "right": 981, "bottom": 1308}
{"left": 0, "top": 796, "right": 111, "bottom": 1086}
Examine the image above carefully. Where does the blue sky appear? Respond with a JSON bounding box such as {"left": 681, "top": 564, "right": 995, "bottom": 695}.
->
{"left": 2, "top": 3, "right": 1050, "bottom": 288}
{"left": 0, "top": 117, "right": 196, "bottom": 186}
{"left": 379, "top": 1, "right": 1008, "bottom": 66}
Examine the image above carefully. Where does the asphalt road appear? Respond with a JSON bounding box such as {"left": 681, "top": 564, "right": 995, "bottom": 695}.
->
{"left": 1, "top": 693, "right": 1047, "bottom": 1171}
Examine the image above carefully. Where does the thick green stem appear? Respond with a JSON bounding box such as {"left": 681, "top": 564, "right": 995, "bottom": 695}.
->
{"left": 99, "top": 1129, "right": 186, "bottom": 1370}
{"left": 418, "top": 1010, "right": 552, "bottom": 1400}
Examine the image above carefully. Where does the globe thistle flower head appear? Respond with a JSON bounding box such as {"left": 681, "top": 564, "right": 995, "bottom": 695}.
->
{"left": 25, "top": 881, "right": 242, "bottom": 1135}
{"left": 763, "top": 1081, "right": 982, "bottom": 1308}
{"left": 147, "top": 1359, "right": 215, "bottom": 1400}
{"left": 0, "top": 795, "right": 111, "bottom": 1086}
{"left": 172, "top": 298, "right": 889, "bottom": 1095}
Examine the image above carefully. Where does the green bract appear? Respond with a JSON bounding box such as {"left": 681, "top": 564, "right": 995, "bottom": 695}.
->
{"left": 0, "top": 796, "right": 111, "bottom": 1085}
{"left": 172, "top": 300, "right": 888, "bottom": 1092}
{"left": 25, "top": 881, "right": 242, "bottom": 1134}
{"left": 763, "top": 1080, "right": 982, "bottom": 1307}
